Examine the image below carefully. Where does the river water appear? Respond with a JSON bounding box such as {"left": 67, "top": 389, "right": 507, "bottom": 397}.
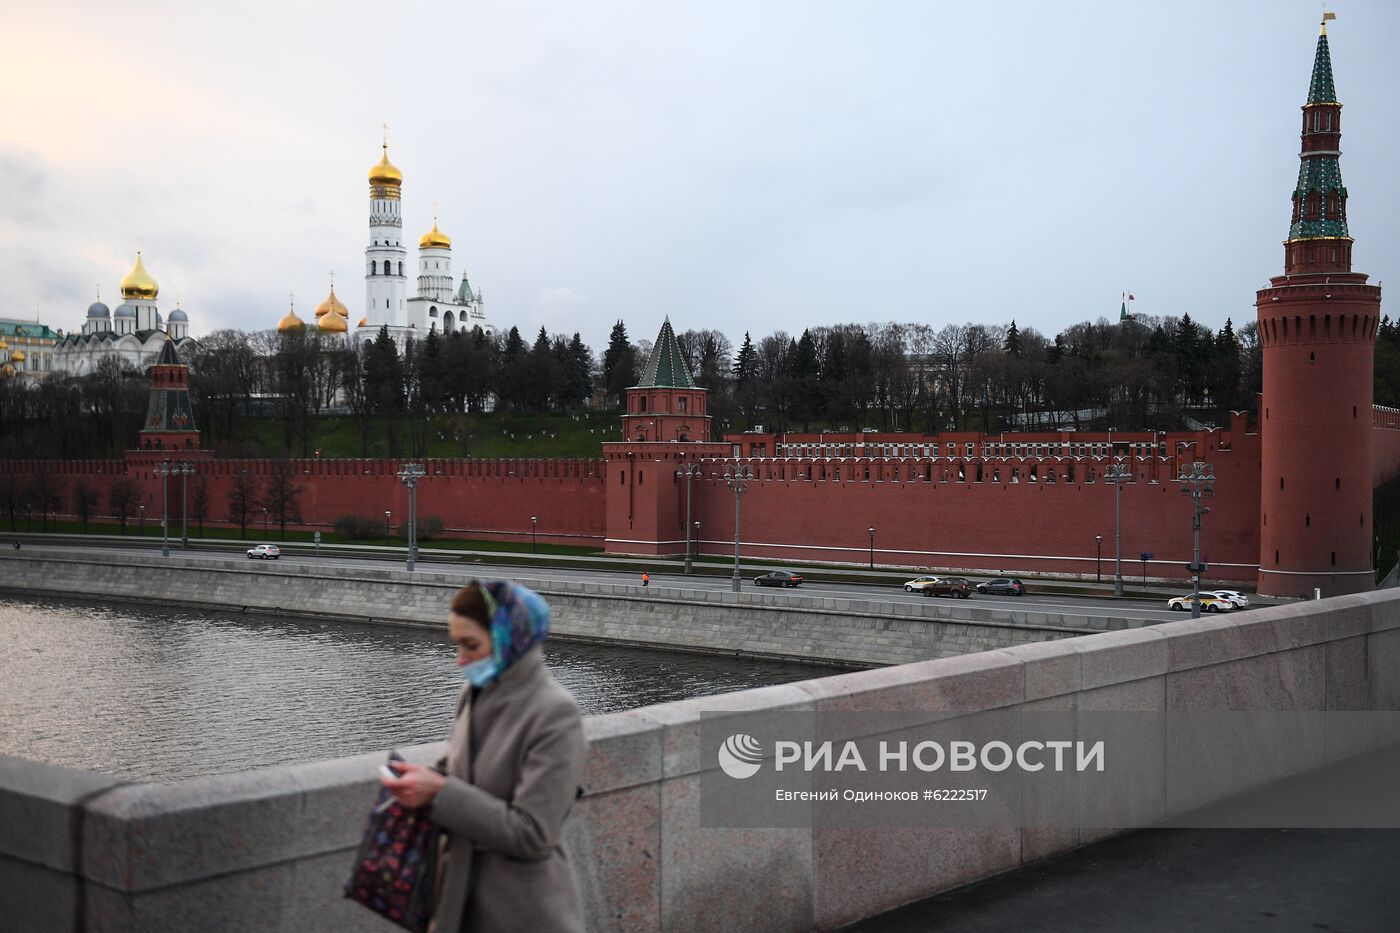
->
{"left": 0, "top": 595, "right": 842, "bottom": 782}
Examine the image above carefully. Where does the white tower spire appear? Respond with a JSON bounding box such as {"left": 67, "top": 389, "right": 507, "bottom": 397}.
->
{"left": 364, "top": 128, "right": 407, "bottom": 337}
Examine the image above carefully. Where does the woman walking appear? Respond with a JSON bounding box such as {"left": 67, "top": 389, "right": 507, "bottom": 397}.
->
{"left": 382, "top": 580, "right": 586, "bottom": 933}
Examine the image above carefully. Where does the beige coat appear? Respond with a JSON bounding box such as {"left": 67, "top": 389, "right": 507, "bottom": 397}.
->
{"left": 427, "top": 647, "right": 586, "bottom": 933}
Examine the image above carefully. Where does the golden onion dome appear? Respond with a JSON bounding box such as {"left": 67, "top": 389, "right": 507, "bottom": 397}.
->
{"left": 0, "top": 338, "right": 7, "bottom": 351}
{"left": 358, "top": 317, "right": 368, "bottom": 328}
{"left": 318, "top": 310, "right": 348, "bottom": 333}
{"left": 315, "top": 286, "right": 349, "bottom": 318}
{"left": 419, "top": 222, "right": 451, "bottom": 250}
{"left": 1, "top": 364, "right": 13, "bottom": 377}
{"left": 368, "top": 145, "right": 402, "bottom": 187}
{"left": 277, "top": 306, "right": 305, "bottom": 332}
{"left": 11, "top": 350, "right": 25, "bottom": 363}
{"left": 119, "top": 251, "right": 159, "bottom": 300}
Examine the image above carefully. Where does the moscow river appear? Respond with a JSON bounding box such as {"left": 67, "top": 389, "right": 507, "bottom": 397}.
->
{"left": 0, "top": 595, "right": 840, "bottom": 782}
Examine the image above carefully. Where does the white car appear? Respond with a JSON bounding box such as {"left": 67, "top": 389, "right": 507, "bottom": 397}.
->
{"left": 1204, "top": 589, "right": 1250, "bottom": 608}
{"left": 1167, "top": 593, "right": 1232, "bottom": 612}
{"left": 247, "top": 544, "right": 281, "bottom": 560}
{"left": 903, "top": 576, "right": 940, "bottom": 592}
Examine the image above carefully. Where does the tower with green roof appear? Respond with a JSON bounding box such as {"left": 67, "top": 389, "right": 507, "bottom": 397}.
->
{"left": 621, "top": 318, "right": 711, "bottom": 443}
{"left": 1255, "top": 15, "right": 1382, "bottom": 598}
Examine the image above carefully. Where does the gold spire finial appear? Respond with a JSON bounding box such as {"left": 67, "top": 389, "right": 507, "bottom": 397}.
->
{"left": 382, "top": 122, "right": 389, "bottom": 150}
{"left": 329, "top": 270, "right": 335, "bottom": 289}
{"left": 1321, "top": 9, "right": 1335, "bottom": 34}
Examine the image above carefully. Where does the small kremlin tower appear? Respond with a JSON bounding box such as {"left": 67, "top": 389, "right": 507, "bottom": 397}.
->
{"left": 1256, "top": 16, "right": 1382, "bottom": 597}
{"left": 137, "top": 337, "right": 202, "bottom": 453}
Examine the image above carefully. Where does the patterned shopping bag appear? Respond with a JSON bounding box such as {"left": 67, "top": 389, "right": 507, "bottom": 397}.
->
{"left": 344, "top": 753, "right": 442, "bottom": 933}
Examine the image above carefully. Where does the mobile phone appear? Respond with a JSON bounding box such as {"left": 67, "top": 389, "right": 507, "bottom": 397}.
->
{"left": 378, "top": 763, "right": 401, "bottom": 781}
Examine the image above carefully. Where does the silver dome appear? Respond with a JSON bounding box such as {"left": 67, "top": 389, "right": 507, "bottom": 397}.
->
{"left": 168, "top": 308, "right": 188, "bottom": 322}
{"left": 87, "top": 301, "right": 111, "bottom": 318}
{"left": 113, "top": 303, "right": 137, "bottom": 317}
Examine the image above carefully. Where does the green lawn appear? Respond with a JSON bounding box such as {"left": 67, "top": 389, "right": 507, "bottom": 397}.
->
{"left": 219, "top": 411, "right": 619, "bottom": 460}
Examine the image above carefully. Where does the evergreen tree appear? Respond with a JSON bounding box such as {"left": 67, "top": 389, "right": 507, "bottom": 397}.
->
{"left": 601, "top": 320, "right": 636, "bottom": 409}
{"left": 498, "top": 326, "right": 528, "bottom": 409}
{"left": 567, "top": 333, "right": 594, "bottom": 407}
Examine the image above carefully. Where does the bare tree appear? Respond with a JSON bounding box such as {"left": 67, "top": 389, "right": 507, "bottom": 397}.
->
{"left": 227, "top": 470, "right": 261, "bottom": 539}
{"left": 191, "top": 475, "right": 211, "bottom": 536}
{"left": 259, "top": 462, "right": 304, "bottom": 540}
{"left": 28, "top": 472, "right": 63, "bottom": 532}
{"left": 72, "top": 478, "right": 98, "bottom": 533}
{"left": 108, "top": 477, "right": 141, "bottom": 534}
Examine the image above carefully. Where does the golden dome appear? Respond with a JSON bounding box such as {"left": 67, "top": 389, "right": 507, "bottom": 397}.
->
{"left": 315, "top": 285, "right": 349, "bottom": 318}
{"left": 318, "top": 310, "right": 348, "bottom": 333}
{"left": 119, "top": 251, "right": 159, "bottom": 300}
{"left": 10, "top": 350, "right": 25, "bottom": 363}
{"left": 358, "top": 317, "right": 368, "bottom": 328}
{"left": 368, "top": 145, "right": 402, "bottom": 187}
{"left": 0, "top": 338, "right": 7, "bottom": 351}
{"left": 419, "top": 222, "right": 451, "bottom": 250}
{"left": 277, "top": 306, "right": 305, "bottom": 332}
{"left": 1, "top": 364, "right": 13, "bottom": 377}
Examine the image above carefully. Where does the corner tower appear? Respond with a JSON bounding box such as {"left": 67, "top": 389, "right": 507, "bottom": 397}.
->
{"left": 1256, "top": 17, "right": 1382, "bottom": 597}
{"left": 364, "top": 134, "right": 407, "bottom": 334}
{"left": 623, "top": 319, "right": 711, "bottom": 442}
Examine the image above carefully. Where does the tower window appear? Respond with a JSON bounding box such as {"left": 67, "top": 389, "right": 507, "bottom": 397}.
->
{"left": 1309, "top": 352, "right": 1315, "bottom": 364}
{"left": 1335, "top": 477, "right": 1340, "bottom": 490}
{"left": 398, "top": 262, "right": 404, "bottom": 276}
{"left": 1331, "top": 551, "right": 1336, "bottom": 566}
{"left": 1305, "top": 514, "right": 1310, "bottom": 527}
{"left": 1275, "top": 550, "right": 1280, "bottom": 565}
{"left": 1280, "top": 477, "right": 1285, "bottom": 490}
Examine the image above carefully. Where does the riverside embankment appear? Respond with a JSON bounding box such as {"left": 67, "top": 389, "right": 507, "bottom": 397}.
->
{"left": 0, "top": 552, "right": 1147, "bottom": 667}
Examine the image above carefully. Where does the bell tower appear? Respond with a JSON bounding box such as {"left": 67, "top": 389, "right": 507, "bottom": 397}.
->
{"left": 1256, "top": 16, "right": 1382, "bottom": 597}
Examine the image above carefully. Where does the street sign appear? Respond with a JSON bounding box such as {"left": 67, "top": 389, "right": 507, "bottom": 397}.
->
{"left": 314, "top": 531, "right": 321, "bottom": 543}
{"left": 1140, "top": 552, "right": 1153, "bottom": 562}
{"left": 1186, "top": 561, "right": 1208, "bottom": 574}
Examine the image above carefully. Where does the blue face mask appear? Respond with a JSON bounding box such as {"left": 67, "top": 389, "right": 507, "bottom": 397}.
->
{"left": 461, "top": 656, "right": 499, "bottom": 687}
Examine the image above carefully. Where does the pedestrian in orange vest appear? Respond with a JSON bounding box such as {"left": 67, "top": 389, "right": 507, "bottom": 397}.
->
{"left": 642, "top": 571, "right": 650, "bottom": 587}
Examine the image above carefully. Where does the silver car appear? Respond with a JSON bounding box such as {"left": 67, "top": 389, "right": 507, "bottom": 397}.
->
{"left": 1204, "top": 589, "right": 1249, "bottom": 608}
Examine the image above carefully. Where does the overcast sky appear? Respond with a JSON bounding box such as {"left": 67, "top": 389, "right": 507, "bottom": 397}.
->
{"left": 2, "top": 1, "right": 1397, "bottom": 353}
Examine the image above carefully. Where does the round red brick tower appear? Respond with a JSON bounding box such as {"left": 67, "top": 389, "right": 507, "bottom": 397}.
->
{"left": 1256, "top": 19, "right": 1382, "bottom": 598}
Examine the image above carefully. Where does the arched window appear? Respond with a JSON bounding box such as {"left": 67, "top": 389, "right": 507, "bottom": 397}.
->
{"left": 398, "top": 262, "right": 404, "bottom": 276}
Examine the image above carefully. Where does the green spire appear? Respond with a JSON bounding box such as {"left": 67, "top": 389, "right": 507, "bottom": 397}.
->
{"left": 637, "top": 317, "right": 695, "bottom": 389}
{"left": 1308, "top": 25, "right": 1337, "bottom": 103}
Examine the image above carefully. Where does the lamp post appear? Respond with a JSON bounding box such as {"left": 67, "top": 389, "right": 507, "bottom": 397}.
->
{"left": 1179, "top": 461, "right": 1216, "bottom": 619}
{"left": 530, "top": 515, "right": 538, "bottom": 554}
{"left": 1105, "top": 462, "right": 1133, "bottom": 597}
{"left": 154, "top": 460, "right": 171, "bottom": 558}
{"left": 396, "top": 462, "right": 425, "bottom": 571}
{"left": 723, "top": 464, "right": 753, "bottom": 592}
{"left": 384, "top": 510, "right": 392, "bottom": 548}
{"left": 1095, "top": 534, "right": 1103, "bottom": 583}
{"left": 179, "top": 463, "right": 194, "bottom": 549}
{"left": 693, "top": 521, "right": 701, "bottom": 566}
{"left": 868, "top": 526, "right": 875, "bottom": 570}
{"left": 262, "top": 507, "right": 268, "bottom": 537}
{"left": 675, "top": 463, "right": 702, "bottom": 573}
{"left": 138, "top": 504, "right": 145, "bottom": 537}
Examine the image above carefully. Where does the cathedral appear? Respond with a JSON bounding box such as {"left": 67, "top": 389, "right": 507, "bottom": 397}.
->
{"left": 357, "top": 141, "right": 493, "bottom": 348}
{"left": 41, "top": 252, "right": 195, "bottom": 378}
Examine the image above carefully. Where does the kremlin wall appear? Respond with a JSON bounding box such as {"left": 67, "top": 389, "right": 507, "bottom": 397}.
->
{"left": 4, "top": 22, "right": 1400, "bottom": 599}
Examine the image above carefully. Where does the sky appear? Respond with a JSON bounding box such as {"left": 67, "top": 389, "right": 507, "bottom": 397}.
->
{"left": 2, "top": 0, "right": 1398, "bottom": 353}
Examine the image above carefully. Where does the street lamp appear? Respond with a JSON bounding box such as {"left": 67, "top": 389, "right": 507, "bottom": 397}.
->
{"left": 1179, "top": 461, "right": 1216, "bottom": 619}
{"left": 675, "top": 463, "right": 703, "bottom": 573}
{"left": 1095, "top": 534, "right": 1103, "bottom": 583}
{"left": 1105, "top": 462, "right": 1133, "bottom": 597}
{"left": 154, "top": 460, "right": 172, "bottom": 558}
{"left": 177, "top": 463, "right": 194, "bottom": 549}
{"left": 138, "top": 504, "right": 145, "bottom": 537}
{"left": 530, "top": 515, "right": 538, "bottom": 554}
{"left": 397, "top": 462, "right": 425, "bottom": 571}
{"left": 262, "top": 507, "right": 269, "bottom": 537}
{"left": 384, "top": 510, "right": 392, "bottom": 548}
{"left": 868, "top": 526, "right": 875, "bottom": 570}
{"left": 693, "top": 521, "right": 701, "bottom": 565}
{"left": 723, "top": 464, "right": 753, "bottom": 592}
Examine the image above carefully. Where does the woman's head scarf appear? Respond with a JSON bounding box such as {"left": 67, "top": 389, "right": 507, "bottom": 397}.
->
{"left": 477, "top": 579, "right": 551, "bottom": 675}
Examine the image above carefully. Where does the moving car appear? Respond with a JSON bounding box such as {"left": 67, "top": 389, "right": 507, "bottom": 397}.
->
{"left": 1204, "top": 589, "right": 1250, "bottom": 608}
{"left": 903, "top": 576, "right": 941, "bottom": 593}
{"left": 247, "top": 544, "right": 281, "bottom": 560}
{"left": 921, "top": 577, "right": 972, "bottom": 599}
{"left": 976, "top": 578, "right": 1026, "bottom": 597}
{"left": 1166, "top": 593, "right": 1232, "bottom": 612}
{"left": 754, "top": 570, "right": 804, "bottom": 588}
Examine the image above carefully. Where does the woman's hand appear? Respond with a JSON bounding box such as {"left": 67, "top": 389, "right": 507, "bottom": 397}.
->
{"left": 381, "top": 762, "right": 446, "bottom": 808}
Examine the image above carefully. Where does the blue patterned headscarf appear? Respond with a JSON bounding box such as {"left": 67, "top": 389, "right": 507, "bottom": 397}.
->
{"left": 477, "top": 580, "right": 551, "bottom": 674}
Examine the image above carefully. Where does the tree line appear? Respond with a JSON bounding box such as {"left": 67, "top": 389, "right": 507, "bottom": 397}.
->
{"left": 7, "top": 310, "right": 1400, "bottom": 463}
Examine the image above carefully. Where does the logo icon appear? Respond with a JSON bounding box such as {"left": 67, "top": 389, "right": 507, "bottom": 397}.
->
{"left": 717, "top": 733, "right": 764, "bottom": 779}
